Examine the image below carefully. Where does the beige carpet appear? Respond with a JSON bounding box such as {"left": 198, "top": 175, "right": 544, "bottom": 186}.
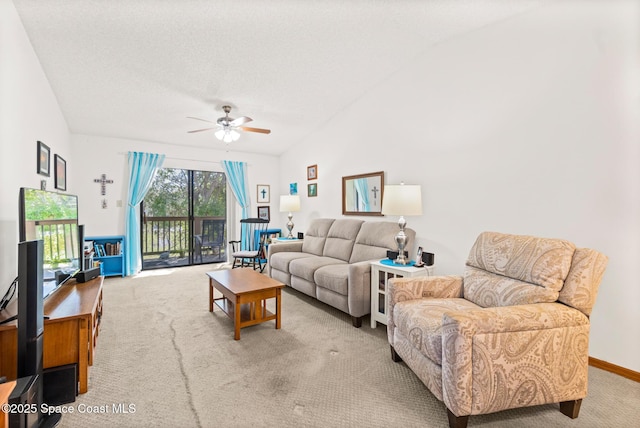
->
{"left": 57, "top": 264, "right": 640, "bottom": 428}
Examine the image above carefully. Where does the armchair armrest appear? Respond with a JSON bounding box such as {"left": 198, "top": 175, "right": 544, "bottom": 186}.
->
{"left": 387, "top": 275, "right": 463, "bottom": 344}
{"left": 388, "top": 275, "right": 464, "bottom": 304}
{"left": 441, "top": 302, "right": 591, "bottom": 417}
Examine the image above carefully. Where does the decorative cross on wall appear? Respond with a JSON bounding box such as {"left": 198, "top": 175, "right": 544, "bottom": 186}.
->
{"left": 371, "top": 186, "right": 379, "bottom": 206}
{"left": 94, "top": 174, "right": 114, "bottom": 196}
{"left": 260, "top": 188, "right": 267, "bottom": 199}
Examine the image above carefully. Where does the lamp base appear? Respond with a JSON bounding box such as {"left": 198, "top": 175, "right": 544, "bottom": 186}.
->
{"left": 286, "top": 212, "right": 294, "bottom": 239}
{"left": 394, "top": 216, "right": 409, "bottom": 265}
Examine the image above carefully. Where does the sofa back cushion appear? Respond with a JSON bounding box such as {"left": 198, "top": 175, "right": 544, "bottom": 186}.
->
{"left": 301, "top": 218, "right": 335, "bottom": 256}
{"left": 464, "top": 231, "right": 576, "bottom": 308}
{"left": 350, "top": 222, "right": 414, "bottom": 263}
{"left": 558, "top": 247, "right": 608, "bottom": 316}
{"left": 322, "top": 219, "right": 363, "bottom": 262}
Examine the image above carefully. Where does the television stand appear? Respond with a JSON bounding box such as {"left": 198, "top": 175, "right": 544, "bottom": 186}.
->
{"left": 0, "top": 276, "right": 104, "bottom": 394}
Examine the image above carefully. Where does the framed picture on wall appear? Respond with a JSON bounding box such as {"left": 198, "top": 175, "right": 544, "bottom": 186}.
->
{"left": 54, "top": 155, "right": 67, "bottom": 191}
{"left": 308, "top": 183, "right": 317, "bottom": 197}
{"left": 257, "top": 206, "right": 270, "bottom": 221}
{"left": 37, "top": 141, "right": 50, "bottom": 176}
{"left": 307, "top": 164, "right": 317, "bottom": 180}
{"left": 257, "top": 184, "right": 270, "bottom": 203}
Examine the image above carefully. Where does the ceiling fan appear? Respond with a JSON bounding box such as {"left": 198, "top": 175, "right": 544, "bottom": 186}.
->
{"left": 187, "top": 105, "right": 271, "bottom": 143}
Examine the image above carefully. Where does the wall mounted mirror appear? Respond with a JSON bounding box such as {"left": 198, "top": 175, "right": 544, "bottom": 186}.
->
{"left": 342, "top": 171, "right": 384, "bottom": 216}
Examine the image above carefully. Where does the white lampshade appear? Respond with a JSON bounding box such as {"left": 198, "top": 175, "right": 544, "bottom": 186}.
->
{"left": 381, "top": 184, "right": 422, "bottom": 216}
{"left": 280, "top": 194, "right": 301, "bottom": 212}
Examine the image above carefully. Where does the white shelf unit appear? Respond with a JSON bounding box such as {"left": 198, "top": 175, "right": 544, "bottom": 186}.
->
{"left": 370, "top": 260, "right": 434, "bottom": 328}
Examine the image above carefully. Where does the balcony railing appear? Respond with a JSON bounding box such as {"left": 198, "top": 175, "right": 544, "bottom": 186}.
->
{"left": 141, "top": 216, "right": 226, "bottom": 257}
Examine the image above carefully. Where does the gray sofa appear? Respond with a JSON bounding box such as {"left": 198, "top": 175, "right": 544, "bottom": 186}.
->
{"left": 267, "top": 218, "right": 415, "bottom": 327}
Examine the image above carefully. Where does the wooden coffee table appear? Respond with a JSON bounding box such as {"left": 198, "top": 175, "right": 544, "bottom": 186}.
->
{"left": 207, "top": 268, "right": 285, "bottom": 340}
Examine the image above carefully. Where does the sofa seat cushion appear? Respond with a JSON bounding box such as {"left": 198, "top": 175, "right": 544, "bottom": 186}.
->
{"left": 314, "top": 264, "right": 350, "bottom": 295}
{"left": 270, "top": 252, "right": 315, "bottom": 273}
{"left": 394, "top": 298, "right": 481, "bottom": 365}
{"left": 289, "top": 256, "right": 346, "bottom": 283}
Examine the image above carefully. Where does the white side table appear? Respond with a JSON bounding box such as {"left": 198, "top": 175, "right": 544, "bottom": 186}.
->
{"left": 370, "top": 260, "right": 434, "bottom": 328}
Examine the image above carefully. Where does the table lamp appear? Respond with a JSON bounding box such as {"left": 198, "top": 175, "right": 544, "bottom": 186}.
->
{"left": 381, "top": 183, "right": 422, "bottom": 265}
{"left": 280, "top": 194, "right": 301, "bottom": 238}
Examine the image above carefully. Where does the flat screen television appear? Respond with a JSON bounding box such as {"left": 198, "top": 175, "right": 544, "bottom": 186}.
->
{"left": 19, "top": 188, "right": 80, "bottom": 298}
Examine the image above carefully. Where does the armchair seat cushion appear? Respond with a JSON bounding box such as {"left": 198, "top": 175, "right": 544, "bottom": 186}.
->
{"left": 394, "top": 298, "right": 481, "bottom": 365}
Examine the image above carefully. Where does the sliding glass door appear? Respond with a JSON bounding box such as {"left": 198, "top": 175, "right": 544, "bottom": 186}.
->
{"left": 141, "top": 168, "right": 226, "bottom": 269}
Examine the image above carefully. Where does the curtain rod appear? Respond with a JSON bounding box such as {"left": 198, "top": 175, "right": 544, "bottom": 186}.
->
{"left": 117, "top": 152, "right": 250, "bottom": 165}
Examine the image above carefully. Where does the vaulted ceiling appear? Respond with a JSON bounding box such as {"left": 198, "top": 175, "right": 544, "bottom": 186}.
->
{"left": 13, "top": 0, "right": 546, "bottom": 155}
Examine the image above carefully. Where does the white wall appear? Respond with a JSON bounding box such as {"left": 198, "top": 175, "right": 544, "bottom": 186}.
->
{"left": 278, "top": 2, "right": 640, "bottom": 372}
{"left": 70, "top": 134, "right": 279, "bottom": 243}
{"left": 0, "top": 0, "right": 73, "bottom": 297}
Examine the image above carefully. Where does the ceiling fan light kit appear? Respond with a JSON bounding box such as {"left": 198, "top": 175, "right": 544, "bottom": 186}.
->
{"left": 188, "top": 105, "right": 271, "bottom": 144}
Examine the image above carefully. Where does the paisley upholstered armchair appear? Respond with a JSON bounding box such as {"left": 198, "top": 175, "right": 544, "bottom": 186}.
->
{"left": 387, "top": 231, "right": 608, "bottom": 428}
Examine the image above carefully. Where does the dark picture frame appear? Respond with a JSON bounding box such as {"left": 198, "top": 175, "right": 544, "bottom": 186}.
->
{"left": 308, "top": 183, "right": 317, "bottom": 197}
{"left": 307, "top": 164, "right": 317, "bottom": 180}
{"left": 37, "top": 141, "right": 50, "bottom": 176}
{"left": 54, "top": 154, "right": 67, "bottom": 191}
{"left": 257, "top": 206, "right": 270, "bottom": 221}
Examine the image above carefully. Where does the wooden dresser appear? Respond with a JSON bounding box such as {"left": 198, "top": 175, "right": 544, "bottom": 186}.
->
{"left": 0, "top": 276, "right": 104, "bottom": 394}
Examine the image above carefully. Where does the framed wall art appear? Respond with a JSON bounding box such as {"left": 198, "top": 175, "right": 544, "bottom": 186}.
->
{"left": 308, "top": 183, "right": 317, "bottom": 197}
{"left": 307, "top": 164, "right": 318, "bottom": 180}
{"left": 289, "top": 182, "right": 298, "bottom": 195}
{"left": 37, "top": 141, "right": 50, "bottom": 176}
{"left": 257, "top": 206, "right": 270, "bottom": 221}
{"left": 54, "top": 154, "right": 67, "bottom": 191}
{"left": 257, "top": 184, "right": 270, "bottom": 203}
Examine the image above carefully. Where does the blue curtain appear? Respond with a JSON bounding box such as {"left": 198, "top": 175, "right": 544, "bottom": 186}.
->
{"left": 354, "top": 178, "right": 370, "bottom": 211}
{"left": 221, "top": 160, "right": 251, "bottom": 249}
{"left": 125, "top": 152, "right": 165, "bottom": 275}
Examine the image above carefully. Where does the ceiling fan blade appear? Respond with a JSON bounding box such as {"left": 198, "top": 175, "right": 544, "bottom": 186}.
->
{"left": 230, "top": 116, "right": 253, "bottom": 126}
{"left": 188, "top": 127, "right": 216, "bottom": 133}
{"left": 240, "top": 126, "right": 271, "bottom": 134}
{"left": 187, "top": 116, "right": 214, "bottom": 124}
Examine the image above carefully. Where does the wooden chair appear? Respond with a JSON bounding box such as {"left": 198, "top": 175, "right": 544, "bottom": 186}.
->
{"left": 230, "top": 218, "right": 269, "bottom": 272}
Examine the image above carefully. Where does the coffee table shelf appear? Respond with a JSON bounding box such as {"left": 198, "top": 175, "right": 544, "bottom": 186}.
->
{"left": 207, "top": 268, "right": 285, "bottom": 340}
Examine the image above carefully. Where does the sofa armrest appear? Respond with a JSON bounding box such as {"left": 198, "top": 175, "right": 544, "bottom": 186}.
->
{"left": 267, "top": 241, "right": 304, "bottom": 258}
{"left": 441, "top": 302, "right": 590, "bottom": 417}
{"left": 346, "top": 261, "right": 376, "bottom": 317}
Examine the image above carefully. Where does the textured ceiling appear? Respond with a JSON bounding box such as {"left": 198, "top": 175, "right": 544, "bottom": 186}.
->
{"left": 12, "top": 0, "right": 545, "bottom": 155}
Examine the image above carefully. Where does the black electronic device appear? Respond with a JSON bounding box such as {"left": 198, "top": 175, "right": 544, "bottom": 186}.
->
{"left": 78, "top": 224, "right": 85, "bottom": 271}
{"left": 386, "top": 250, "right": 408, "bottom": 261}
{"left": 76, "top": 267, "right": 100, "bottom": 283}
{"left": 17, "top": 240, "right": 44, "bottom": 380}
{"left": 15, "top": 240, "right": 62, "bottom": 428}
{"left": 423, "top": 252, "right": 435, "bottom": 266}
{"left": 19, "top": 188, "right": 80, "bottom": 300}
{"left": 16, "top": 240, "right": 44, "bottom": 427}
{"left": 297, "top": 232, "right": 304, "bottom": 240}
{"left": 43, "top": 364, "right": 77, "bottom": 406}
{"left": 8, "top": 375, "right": 40, "bottom": 428}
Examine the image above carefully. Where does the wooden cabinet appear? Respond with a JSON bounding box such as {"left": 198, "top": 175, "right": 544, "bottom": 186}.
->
{"left": 370, "top": 260, "right": 434, "bottom": 328}
{"left": 0, "top": 276, "right": 104, "bottom": 394}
